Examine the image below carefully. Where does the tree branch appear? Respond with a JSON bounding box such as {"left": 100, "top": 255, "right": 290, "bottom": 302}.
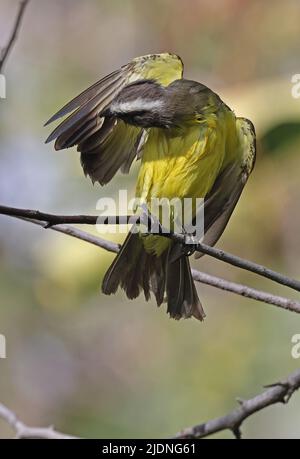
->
{"left": 175, "top": 368, "right": 300, "bottom": 439}
{"left": 0, "top": 0, "right": 30, "bottom": 73}
{"left": 1, "top": 369, "right": 300, "bottom": 439}
{"left": 7, "top": 214, "right": 300, "bottom": 315}
{"left": 1, "top": 204, "right": 300, "bottom": 294}
{"left": 0, "top": 403, "right": 76, "bottom": 439}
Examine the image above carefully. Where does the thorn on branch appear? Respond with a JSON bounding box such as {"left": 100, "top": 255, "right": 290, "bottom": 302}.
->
{"left": 43, "top": 222, "right": 54, "bottom": 229}
{"left": 236, "top": 397, "right": 246, "bottom": 406}
{"left": 232, "top": 425, "right": 242, "bottom": 439}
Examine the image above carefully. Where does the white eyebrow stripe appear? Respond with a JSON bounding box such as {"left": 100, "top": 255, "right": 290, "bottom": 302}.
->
{"left": 111, "top": 98, "right": 164, "bottom": 113}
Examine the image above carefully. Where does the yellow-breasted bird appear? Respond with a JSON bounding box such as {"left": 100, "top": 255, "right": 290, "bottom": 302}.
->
{"left": 45, "top": 53, "right": 256, "bottom": 321}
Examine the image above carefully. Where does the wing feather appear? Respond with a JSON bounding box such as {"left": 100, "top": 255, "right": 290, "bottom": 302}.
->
{"left": 45, "top": 53, "right": 183, "bottom": 185}
{"left": 195, "top": 118, "right": 256, "bottom": 258}
{"left": 80, "top": 122, "right": 142, "bottom": 185}
{"left": 44, "top": 69, "right": 122, "bottom": 126}
{"left": 46, "top": 78, "right": 125, "bottom": 145}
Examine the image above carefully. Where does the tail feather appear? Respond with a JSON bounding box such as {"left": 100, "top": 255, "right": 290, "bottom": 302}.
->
{"left": 102, "top": 231, "right": 143, "bottom": 298}
{"left": 166, "top": 250, "right": 205, "bottom": 320}
{"left": 150, "top": 255, "right": 167, "bottom": 306}
{"left": 102, "top": 232, "right": 205, "bottom": 321}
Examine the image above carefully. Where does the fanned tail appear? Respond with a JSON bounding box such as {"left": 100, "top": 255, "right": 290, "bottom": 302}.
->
{"left": 102, "top": 232, "right": 205, "bottom": 321}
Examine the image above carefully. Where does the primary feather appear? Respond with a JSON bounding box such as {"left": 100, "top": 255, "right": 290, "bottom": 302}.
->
{"left": 45, "top": 53, "right": 183, "bottom": 184}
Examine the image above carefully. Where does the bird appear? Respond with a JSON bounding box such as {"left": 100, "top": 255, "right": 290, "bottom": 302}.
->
{"left": 45, "top": 53, "right": 256, "bottom": 321}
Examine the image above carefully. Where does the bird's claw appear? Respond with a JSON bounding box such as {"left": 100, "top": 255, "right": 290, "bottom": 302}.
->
{"left": 183, "top": 235, "right": 199, "bottom": 256}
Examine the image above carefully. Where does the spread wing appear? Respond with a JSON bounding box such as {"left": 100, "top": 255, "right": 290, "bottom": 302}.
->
{"left": 195, "top": 117, "right": 256, "bottom": 258}
{"left": 45, "top": 53, "right": 183, "bottom": 185}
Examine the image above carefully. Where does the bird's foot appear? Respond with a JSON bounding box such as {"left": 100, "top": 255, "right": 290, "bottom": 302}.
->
{"left": 183, "top": 234, "right": 199, "bottom": 256}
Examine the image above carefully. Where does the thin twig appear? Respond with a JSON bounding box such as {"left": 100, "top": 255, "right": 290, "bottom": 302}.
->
{"left": 0, "top": 204, "right": 129, "bottom": 225}
{"left": 8, "top": 214, "right": 300, "bottom": 315}
{"left": 175, "top": 368, "right": 300, "bottom": 439}
{"left": 191, "top": 270, "right": 300, "bottom": 314}
{"left": 0, "top": 0, "right": 30, "bottom": 73}
{"left": 1, "top": 204, "right": 300, "bottom": 294}
{"left": 0, "top": 403, "right": 76, "bottom": 439}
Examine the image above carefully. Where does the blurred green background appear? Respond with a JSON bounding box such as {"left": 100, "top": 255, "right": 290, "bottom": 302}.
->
{"left": 0, "top": 0, "right": 300, "bottom": 439}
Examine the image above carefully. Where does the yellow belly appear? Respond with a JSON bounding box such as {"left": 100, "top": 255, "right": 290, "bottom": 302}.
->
{"left": 136, "top": 111, "right": 236, "bottom": 255}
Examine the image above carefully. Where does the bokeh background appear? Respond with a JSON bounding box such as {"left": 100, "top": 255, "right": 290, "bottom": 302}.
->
{"left": 0, "top": 0, "right": 300, "bottom": 439}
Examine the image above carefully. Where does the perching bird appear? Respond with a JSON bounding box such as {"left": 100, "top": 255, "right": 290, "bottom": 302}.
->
{"left": 45, "top": 53, "right": 256, "bottom": 321}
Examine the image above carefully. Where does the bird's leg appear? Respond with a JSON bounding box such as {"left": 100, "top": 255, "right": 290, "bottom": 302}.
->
{"left": 138, "top": 204, "right": 163, "bottom": 235}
